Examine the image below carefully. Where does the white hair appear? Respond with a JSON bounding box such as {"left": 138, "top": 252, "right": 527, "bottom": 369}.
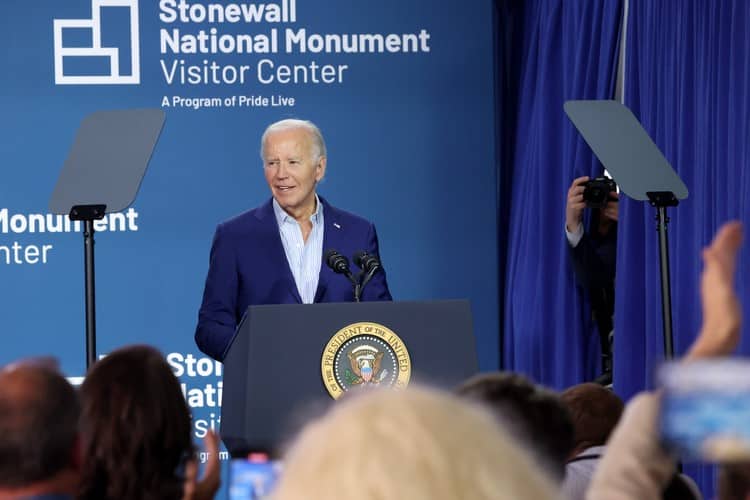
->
{"left": 272, "top": 385, "right": 557, "bottom": 500}
{"left": 259, "top": 119, "right": 327, "bottom": 160}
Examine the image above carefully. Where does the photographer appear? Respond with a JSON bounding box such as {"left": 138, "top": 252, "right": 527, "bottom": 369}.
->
{"left": 565, "top": 176, "right": 619, "bottom": 385}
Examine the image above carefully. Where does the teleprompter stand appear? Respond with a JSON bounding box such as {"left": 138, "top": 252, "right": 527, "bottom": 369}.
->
{"left": 49, "top": 110, "right": 165, "bottom": 368}
{"left": 69, "top": 204, "right": 106, "bottom": 370}
{"left": 564, "top": 101, "right": 689, "bottom": 360}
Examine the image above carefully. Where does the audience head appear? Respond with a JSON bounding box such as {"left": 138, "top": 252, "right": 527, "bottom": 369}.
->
{"left": 455, "top": 372, "right": 575, "bottom": 481}
{"left": 718, "top": 464, "right": 750, "bottom": 500}
{"left": 0, "top": 359, "right": 80, "bottom": 497}
{"left": 662, "top": 473, "right": 702, "bottom": 500}
{"left": 273, "top": 385, "right": 557, "bottom": 500}
{"left": 77, "top": 345, "right": 193, "bottom": 500}
{"left": 560, "top": 382, "right": 624, "bottom": 456}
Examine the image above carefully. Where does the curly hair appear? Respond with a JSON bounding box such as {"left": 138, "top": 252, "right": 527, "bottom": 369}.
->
{"left": 77, "top": 345, "right": 193, "bottom": 500}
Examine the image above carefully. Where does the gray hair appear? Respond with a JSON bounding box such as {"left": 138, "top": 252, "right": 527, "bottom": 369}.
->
{"left": 260, "top": 119, "right": 327, "bottom": 160}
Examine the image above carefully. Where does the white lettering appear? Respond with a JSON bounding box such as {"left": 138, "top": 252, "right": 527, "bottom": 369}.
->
{"left": 158, "top": 0, "right": 296, "bottom": 24}
{"left": 167, "top": 352, "right": 185, "bottom": 376}
{"left": 0, "top": 243, "right": 54, "bottom": 265}
{"left": 168, "top": 352, "right": 223, "bottom": 377}
{"left": 0, "top": 208, "right": 140, "bottom": 234}
{"left": 285, "top": 29, "right": 431, "bottom": 54}
{"left": 257, "top": 59, "right": 348, "bottom": 84}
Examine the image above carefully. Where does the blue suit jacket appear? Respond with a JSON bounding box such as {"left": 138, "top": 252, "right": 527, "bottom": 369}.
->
{"left": 195, "top": 197, "right": 392, "bottom": 360}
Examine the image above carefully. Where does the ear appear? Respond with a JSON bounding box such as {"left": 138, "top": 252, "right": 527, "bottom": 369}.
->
{"left": 315, "top": 156, "right": 327, "bottom": 182}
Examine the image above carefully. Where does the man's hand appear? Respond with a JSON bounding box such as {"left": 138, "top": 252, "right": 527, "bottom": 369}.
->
{"left": 566, "top": 176, "right": 589, "bottom": 232}
{"left": 687, "top": 221, "right": 743, "bottom": 360}
{"left": 602, "top": 191, "right": 619, "bottom": 222}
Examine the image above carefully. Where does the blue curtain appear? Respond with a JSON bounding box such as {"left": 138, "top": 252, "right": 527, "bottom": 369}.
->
{"left": 618, "top": 1, "right": 750, "bottom": 496}
{"left": 498, "top": 0, "right": 623, "bottom": 389}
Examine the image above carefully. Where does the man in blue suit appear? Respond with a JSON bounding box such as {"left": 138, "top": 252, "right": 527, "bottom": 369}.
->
{"left": 195, "top": 119, "right": 392, "bottom": 360}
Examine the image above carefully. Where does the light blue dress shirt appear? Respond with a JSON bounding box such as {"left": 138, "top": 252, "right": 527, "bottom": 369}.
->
{"left": 272, "top": 195, "right": 324, "bottom": 303}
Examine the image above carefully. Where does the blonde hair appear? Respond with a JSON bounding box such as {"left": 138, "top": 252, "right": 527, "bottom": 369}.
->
{"left": 273, "top": 386, "right": 557, "bottom": 500}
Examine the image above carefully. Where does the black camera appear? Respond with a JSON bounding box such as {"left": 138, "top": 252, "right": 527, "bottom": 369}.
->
{"left": 583, "top": 177, "right": 617, "bottom": 208}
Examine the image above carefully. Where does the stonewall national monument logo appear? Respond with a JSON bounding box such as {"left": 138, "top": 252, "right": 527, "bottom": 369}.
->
{"left": 321, "top": 322, "right": 411, "bottom": 399}
{"left": 54, "top": 0, "right": 141, "bottom": 84}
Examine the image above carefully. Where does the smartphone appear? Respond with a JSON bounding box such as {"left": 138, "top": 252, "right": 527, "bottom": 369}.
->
{"left": 659, "top": 359, "right": 750, "bottom": 461}
{"left": 228, "top": 454, "right": 282, "bottom": 500}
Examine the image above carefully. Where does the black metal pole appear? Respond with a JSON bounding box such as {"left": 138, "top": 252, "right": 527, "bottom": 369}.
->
{"left": 656, "top": 205, "right": 675, "bottom": 360}
{"left": 84, "top": 220, "right": 97, "bottom": 369}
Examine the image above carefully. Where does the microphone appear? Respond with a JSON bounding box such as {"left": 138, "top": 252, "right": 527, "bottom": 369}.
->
{"left": 353, "top": 250, "right": 382, "bottom": 295}
{"left": 353, "top": 250, "right": 381, "bottom": 274}
{"left": 325, "top": 249, "right": 351, "bottom": 275}
{"left": 325, "top": 249, "right": 361, "bottom": 302}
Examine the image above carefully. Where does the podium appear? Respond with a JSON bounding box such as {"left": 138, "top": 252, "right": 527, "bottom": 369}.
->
{"left": 220, "top": 300, "right": 477, "bottom": 456}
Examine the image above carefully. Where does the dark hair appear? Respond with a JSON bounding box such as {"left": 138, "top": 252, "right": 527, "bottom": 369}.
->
{"left": 456, "top": 372, "right": 574, "bottom": 481}
{"left": 78, "top": 345, "right": 193, "bottom": 500}
{"left": 0, "top": 362, "right": 79, "bottom": 487}
{"left": 560, "top": 383, "right": 624, "bottom": 451}
{"left": 663, "top": 473, "right": 701, "bottom": 500}
{"left": 718, "top": 464, "right": 750, "bottom": 500}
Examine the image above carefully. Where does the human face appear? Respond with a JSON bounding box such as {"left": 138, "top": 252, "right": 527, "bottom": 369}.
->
{"left": 262, "top": 127, "right": 326, "bottom": 221}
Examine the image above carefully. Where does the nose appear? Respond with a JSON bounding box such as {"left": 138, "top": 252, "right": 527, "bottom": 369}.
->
{"left": 275, "top": 161, "right": 289, "bottom": 178}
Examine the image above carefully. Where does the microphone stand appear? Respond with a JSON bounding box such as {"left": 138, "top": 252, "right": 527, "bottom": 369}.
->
{"left": 360, "top": 267, "right": 379, "bottom": 293}
{"left": 342, "top": 270, "right": 361, "bottom": 302}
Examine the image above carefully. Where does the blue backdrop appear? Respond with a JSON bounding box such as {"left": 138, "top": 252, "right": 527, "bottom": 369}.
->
{"left": 5, "top": 0, "right": 749, "bottom": 498}
{"left": 497, "top": 2, "right": 750, "bottom": 495}
{"left": 497, "top": 0, "right": 623, "bottom": 387}
{"left": 0, "top": 0, "right": 497, "bottom": 492}
{"left": 616, "top": 1, "right": 750, "bottom": 496}
{"left": 0, "top": 1, "right": 497, "bottom": 368}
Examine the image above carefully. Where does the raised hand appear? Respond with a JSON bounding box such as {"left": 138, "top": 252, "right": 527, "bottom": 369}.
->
{"left": 182, "top": 430, "right": 222, "bottom": 500}
{"left": 687, "top": 221, "right": 743, "bottom": 360}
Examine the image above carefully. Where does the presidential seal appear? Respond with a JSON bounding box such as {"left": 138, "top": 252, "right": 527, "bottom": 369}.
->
{"left": 321, "top": 322, "right": 411, "bottom": 399}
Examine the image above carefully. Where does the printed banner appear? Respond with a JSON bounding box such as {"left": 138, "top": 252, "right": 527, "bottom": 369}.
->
{"left": 0, "top": 0, "right": 497, "bottom": 477}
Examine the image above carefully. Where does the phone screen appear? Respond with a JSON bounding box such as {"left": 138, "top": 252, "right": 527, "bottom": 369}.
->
{"left": 228, "top": 456, "right": 282, "bottom": 500}
{"left": 659, "top": 359, "right": 750, "bottom": 461}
